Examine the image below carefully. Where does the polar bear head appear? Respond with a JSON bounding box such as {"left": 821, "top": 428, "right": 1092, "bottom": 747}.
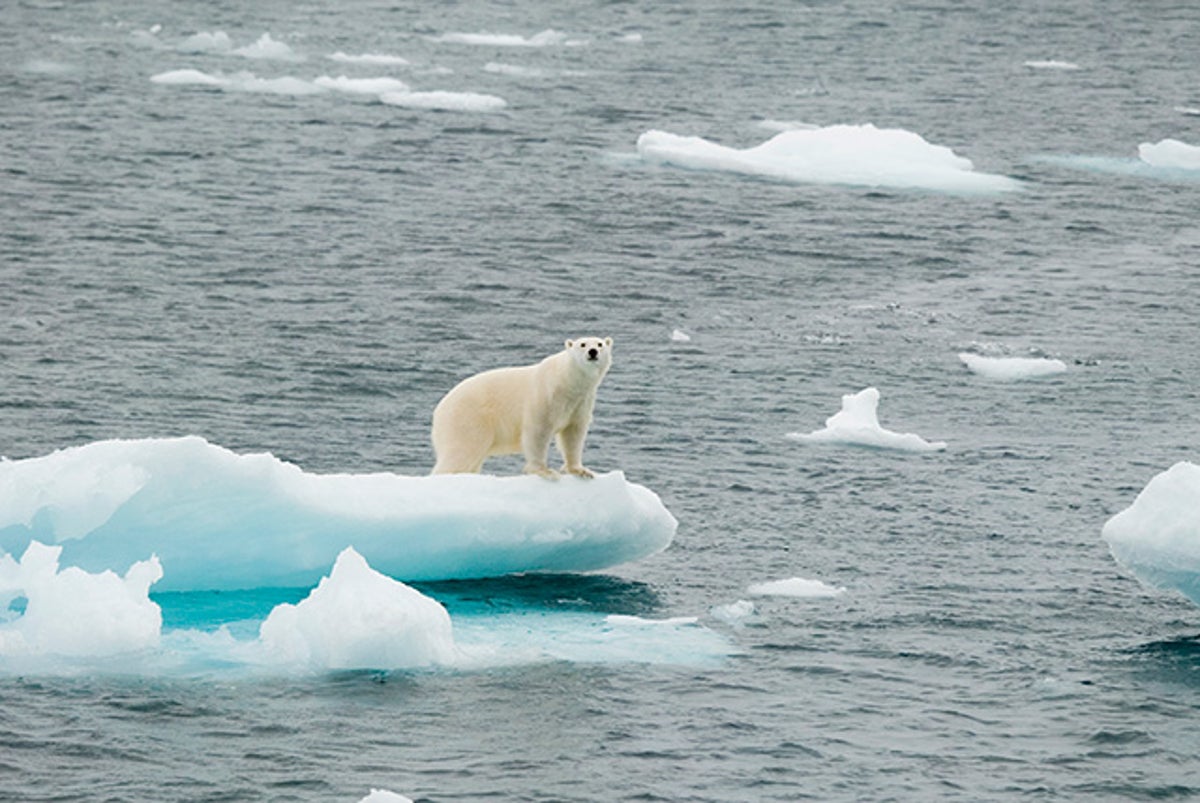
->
{"left": 565, "top": 336, "right": 613, "bottom": 373}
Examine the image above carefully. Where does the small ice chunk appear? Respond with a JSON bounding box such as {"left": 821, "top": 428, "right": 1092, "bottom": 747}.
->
{"left": 258, "top": 547, "right": 457, "bottom": 671}
{"left": 747, "top": 577, "right": 845, "bottom": 598}
{"left": 958, "top": 352, "right": 1068, "bottom": 380}
{"left": 1138, "top": 138, "right": 1200, "bottom": 171}
{"left": 786, "top": 387, "right": 947, "bottom": 452}
{"left": 234, "top": 33, "right": 303, "bottom": 62}
{"left": 329, "top": 52, "right": 409, "bottom": 66}
{"left": 1024, "top": 59, "right": 1081, "bottom": 70}
{"left": 0, "top": 542, "right": 162, "bottom": 657}
{"left": 670, "top": 328, "right": 691, "bottom": 342}
{"left": 710, "top": 600, "right": 755, "bottom": 625}
{"left": 379, "top": 89, "right": 507, "bottom": 112}
{"left": 1103, "top": 462, "right": 1200, "bottom": 606}
{"left": 430, "top": 30, "right": 568, "bottom": 47}
{"left": 358, "top": 791, "right": 413, "bottom": 803}
{"left": 314, "top": 75, "right": 410, "bottom": 94}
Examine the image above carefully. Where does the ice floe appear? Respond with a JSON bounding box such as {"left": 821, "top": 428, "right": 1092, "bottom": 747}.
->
{"left": 1024, "top": 59, "right": 1081, "bottom": 70}
{"left": 747, "top": 577, "right": 845, "bottom": 598}
{"left": 636, "top": 124, "right": 1021, "bottom": 193}
{"left": 0, "top": 437, "right": 676, "bottom": 591}
{"left": 1103, "top": 462, "right": 1200, "bottom": 606}
{"left": 329, "top": 52, "right": 410, "bottom": 66}
{"left": 359, "top": 792, "right": 413, "bottom": 803}
{"left": 150, "top": 69, "right": 325, "bottom": 95}
{"left": 430, "top": 30, "right": 570, "bottom": 47}
{"left": 958, "top": 352, "right": 1068, "bottom": 380}
{"left": 1138, "top": 138, "right": 1200, "bottom": 171}
{"left": 786, "top": 387, "right": 947, "bottom": 452}
{"left": 380, "top": 89, "right": 507, "bottom": 112}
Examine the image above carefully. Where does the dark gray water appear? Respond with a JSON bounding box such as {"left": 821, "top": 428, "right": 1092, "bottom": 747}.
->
{"left": 4, "top": 0, "right": 1200, "bottom": 800}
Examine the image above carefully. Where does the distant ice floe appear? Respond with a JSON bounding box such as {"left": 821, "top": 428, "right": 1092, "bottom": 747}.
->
{"left": 1024, "top": 59, "right": 1081, "bottom": 70}
{"left": 756, "top": 119, "right": 819, "bottom": 133}
{"left": 0, "top": 437, "right": 675, "bottom": 591}
{"left": 787, "top": 387, "right": 947, "bottom": 452}
{"left": 359, "top": 792, "right": 413, "bottom": 803}
{"left": 1103, "top": 462, "right": 1200, "bottom": 606}
{"left": 1176, "top": 106, "right": 1200, "bottom": 117}
{"left": 329, "top": 51, "right": 410, "bottom": 66}
{"left": 958, "top": 352, "right": 1068, "bottom": 380}
{"left": 484, "top": 62, "right": 546, "bottom": 78}
{"left": 747, "top": 577, "right": 845, "bottom": 598}
{"left": 670, "top": 328, "right": 692, "bottom": 342}
{"left": 429, "top": 29, "right": 571, "bottom": 47}
{"left": 150, "top": 69, "right": 506, "bottom": 110}
{"left": 380, "top": 89, "right": 507, "bottom": 112}
{"left": 1138, "top": 138, "right": 1200, "bottom": 171}
{"left": 636, "top": 124, "right": 1021, "bottom": 193}
{"left": 170, "top": 30, "right": 303, "bottom": 61}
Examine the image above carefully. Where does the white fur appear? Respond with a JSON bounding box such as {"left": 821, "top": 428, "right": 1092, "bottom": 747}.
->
{"left": 431, "top": 337, "right": 613, "bottom": 478}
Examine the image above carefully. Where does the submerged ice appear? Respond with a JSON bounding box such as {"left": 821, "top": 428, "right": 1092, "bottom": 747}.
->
{"left": 1103, "top": 462, "right": 1200, "bottom": 606}
{"left": 787, "top": 387, "right": 947, "bottom": 452}
{"left": 636, "top": 124, "right": 1020, "bottom": 193}
{"left": 0, "top": 437, "right": 676, "bottom": 591}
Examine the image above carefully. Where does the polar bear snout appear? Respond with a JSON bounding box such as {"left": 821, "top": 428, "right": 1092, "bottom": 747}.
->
{"left": 587, "top": 347, "right": 599, "bottom": 360}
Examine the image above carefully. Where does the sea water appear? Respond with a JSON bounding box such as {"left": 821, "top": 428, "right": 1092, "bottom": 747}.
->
{"left": 4, "top": 0, "right": 1200, "bottom": 799}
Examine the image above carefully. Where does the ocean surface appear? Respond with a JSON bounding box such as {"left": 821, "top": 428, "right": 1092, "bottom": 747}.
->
{"left": 4, "top": 0, "right": 1200, "bottom": 800}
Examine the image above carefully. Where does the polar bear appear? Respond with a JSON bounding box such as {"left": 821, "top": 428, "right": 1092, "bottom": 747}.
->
{"left": 431, "top": 337, "right": 613, "bottom": 478}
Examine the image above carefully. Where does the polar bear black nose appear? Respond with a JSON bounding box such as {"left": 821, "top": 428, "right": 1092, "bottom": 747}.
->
{"left": 588, "top": 348, "right": 598, "bottom": 359}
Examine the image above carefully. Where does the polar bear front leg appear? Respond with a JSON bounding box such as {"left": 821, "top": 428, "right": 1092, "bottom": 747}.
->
{"left": 557, "top": 421, "right": 594, "bottom": 478}
{"left": 521, "top": 422, "right": 560, "bottom": 479}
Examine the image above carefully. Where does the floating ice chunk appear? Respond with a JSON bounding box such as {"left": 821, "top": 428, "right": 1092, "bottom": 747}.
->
{"left": 430, "top": 29, "right": 568, "bottom": 47}
{"left": 1103, "top": 462, "right": 1200, "bottom": 606}
{"left": 619, "top": 32, "right": 643, "bottom": 43}
{"left": 314, "top": 75, "right": 410, "bottom": 94}
{"left": 359, "top": 792, "right": 413, "bottom": 803}
{"left": 258, "top": 548, "right": 456, "bottom": 671}
{"left": 0, "top": 542, "right": 161, "bottom": 658}
{"left": 150, "top": 70, "right": 324, "bottom": 95}
{"left": 786, "top": 387, "right": 947, "bottom": 452}
{"left": 329, "top": 52, "right": 409, "bottom": 66}
{"left": 484, "top": 62, "right": 545, "bottom": 78}
{"left": 1138, "top": 138, "right": 1200, "bottom": 171}
{"left": 379, "top": 89, "right": 507, "bottom": 112}
{"left": 1176, "top": 106, "right": 1200, "bottom": 117}
{"left": 178, "top": 31, "right": 234, "bottom": 54}
{"left": 747, "top": 577, "right": 845, "bottom": 598}
{"left": 958, "top": 352, "right": 1068, "bottom": 380}
{"left": 1024, "top": 59, "right": 1081, "bottom": 70}
{"left": 710, "top": 600, "right": 755, "bottom": 625}
{"left": 150, "top": 68, "right": 227, "bottom": 87}
{"left": 234, "top": 32, "right": 303, "bottom": 61}
{"left": 670, "top": 328, "right": 692, "bottom": 342}
{"left": 757, "top": 119, "right": 819, "bottom": 132}
{"left": 0, "top": 438, "right": 675, "bottom": 591}
{"left": 636, "top": 124, "right": 1021, "bottom": 193}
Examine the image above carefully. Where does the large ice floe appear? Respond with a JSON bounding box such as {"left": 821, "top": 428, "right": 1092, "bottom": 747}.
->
{"left": 787, "top": 387, "right": 947, "bottom": 452}
{"left": 635, "top": 124, "right": 1021, "bottom": 193}
{"left": 0, "top": 437, "right": 676, "bottom": 591}
{"left": 959, "top": 352, "right": 1068, "bottom": 380}
{"left": 1103, "top": 462, "right": 1200, "bottom": 606}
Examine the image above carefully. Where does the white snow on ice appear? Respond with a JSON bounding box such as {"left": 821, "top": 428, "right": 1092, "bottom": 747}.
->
{"left": 0, "top": 437, "right": 676, "bottom": 591}
{"left": 747, "top": 577, "right": 845, "bottom": 598}
{"left": 958, "top": 352, "right": 1068, "bottom": 380}
{"left": 1138, "top": 138, "right": 1200, "bottom": 171}
{"left": 636, "top": 124, "right": 1021, "bottom": 193}
{"left": 786, "top": 387, "right": 947, "bottom": 452}
{"left": 1103, "top": 462, "right": 1200, "bottom": 606}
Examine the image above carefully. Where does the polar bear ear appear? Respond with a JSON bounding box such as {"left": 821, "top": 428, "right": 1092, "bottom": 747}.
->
{"left": 565, "top": 339, "right": 574, "bottom": 350}
{"left": 605, "top": 337, "right": 613, "bottom": 347}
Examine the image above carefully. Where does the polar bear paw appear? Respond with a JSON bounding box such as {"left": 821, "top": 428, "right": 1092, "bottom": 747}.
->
{"left": 525, "top": 465, "right": 562, "bottom": 480}
{"left": 563, "top": 466, "right": 595, "bottom": 479}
